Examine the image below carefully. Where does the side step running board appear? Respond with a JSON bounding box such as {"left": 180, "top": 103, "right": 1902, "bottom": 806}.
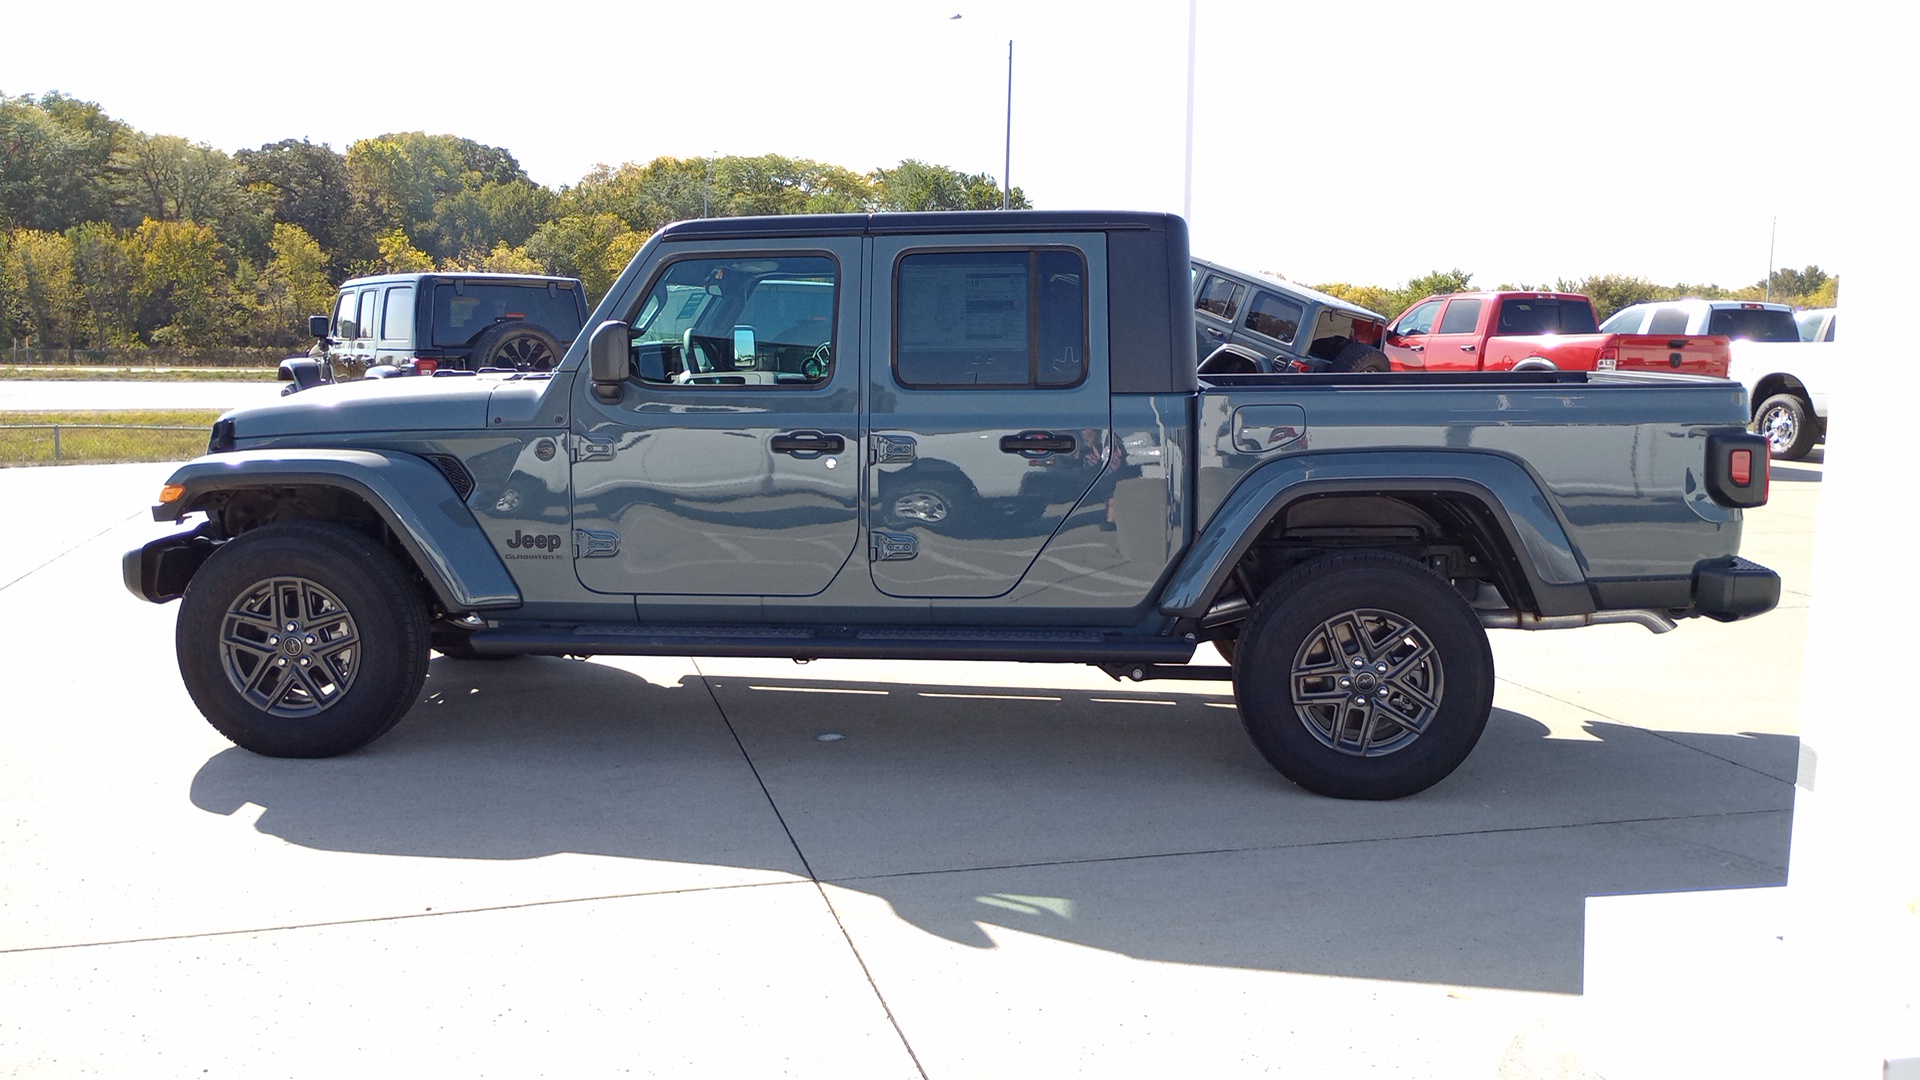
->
{"left": 465, "top": 624, "right": 1199, "bottom": 665}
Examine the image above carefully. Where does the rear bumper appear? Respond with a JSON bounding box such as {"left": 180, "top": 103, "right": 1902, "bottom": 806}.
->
{"left": 1692, "top": 555, "right": 1781, "bottom": 621}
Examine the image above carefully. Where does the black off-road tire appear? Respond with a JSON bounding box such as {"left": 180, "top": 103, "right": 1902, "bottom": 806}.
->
{"left": 469, "top": 321, "right": 563, "bottom": 372}
{"left": 1754, "top": 392, "right": 1817, "bottom": 460}
{"left": 1327, "top": 340, "right": 1391, "bottom": 373}
{"left": 1232, "top": 552, "right": 1494, "bottom": 799}
{"left": 176, "top": 522, "right": 431, "bottom": 758}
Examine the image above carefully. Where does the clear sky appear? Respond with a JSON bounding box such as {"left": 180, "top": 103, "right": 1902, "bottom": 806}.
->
{"left": 2, "top": 0, "right": 1876, "bottom": 292}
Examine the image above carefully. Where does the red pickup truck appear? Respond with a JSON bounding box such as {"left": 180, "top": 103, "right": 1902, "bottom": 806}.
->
{"left": 1382, "top": 291, "right": 1731, "bottom": 376}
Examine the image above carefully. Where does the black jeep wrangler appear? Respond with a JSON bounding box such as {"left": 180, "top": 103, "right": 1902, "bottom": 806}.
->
{"left": 281, "top": 272, "right": 589, "bottom": 392}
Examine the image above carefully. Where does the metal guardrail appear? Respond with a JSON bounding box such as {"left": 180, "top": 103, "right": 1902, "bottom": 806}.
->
{"left": 0, "top": 424, "right": 206, "bottom": 465}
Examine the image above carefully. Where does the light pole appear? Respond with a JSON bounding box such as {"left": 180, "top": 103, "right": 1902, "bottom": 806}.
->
{"left": 1184, "top": 0, "right": 1197, "bottom": 222}
{"left": 951, "top": 15, "right": 1013, "bottom": 209}
{"left": 1002, "top": 38, "right": 1012, "bottom": 210}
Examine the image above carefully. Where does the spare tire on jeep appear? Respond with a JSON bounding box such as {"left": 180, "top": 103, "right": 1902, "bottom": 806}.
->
{"left": 1327, "top": 339, "right": 1391, "bottom": 373}
{"left": 469, "top": 321, "right": 563, "bottom": 371}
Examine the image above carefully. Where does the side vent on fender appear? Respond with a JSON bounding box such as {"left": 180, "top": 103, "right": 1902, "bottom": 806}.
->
{"left": 425, "top": 454, "right": 476, "bottom": 501}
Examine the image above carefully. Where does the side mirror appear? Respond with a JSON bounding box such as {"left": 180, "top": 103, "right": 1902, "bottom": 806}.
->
{"left": 589, "top": 320, "right": 632, "bottom": 403}
{"left": 732, "top": 325, "right": 756, "bottom": 367}
{"left": 308, "top": 314, "right": 331, "bottom": 338}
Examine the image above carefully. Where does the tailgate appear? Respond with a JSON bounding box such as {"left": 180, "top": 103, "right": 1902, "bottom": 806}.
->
{"left": 1608, "top": 334, "right": 1731, "bottom": 377}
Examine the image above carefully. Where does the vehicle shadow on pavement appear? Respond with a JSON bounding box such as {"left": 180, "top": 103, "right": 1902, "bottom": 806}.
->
{"left": 188, "top": 656, "right": 1795, "bottom": 994}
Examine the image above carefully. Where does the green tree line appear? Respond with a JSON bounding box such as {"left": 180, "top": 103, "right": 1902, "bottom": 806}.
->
{"left": 1, "top": 91, "right": 1028, "bottom": 355}
{"left": 1312, "top": 264, "right": 1838, "bottom": 324}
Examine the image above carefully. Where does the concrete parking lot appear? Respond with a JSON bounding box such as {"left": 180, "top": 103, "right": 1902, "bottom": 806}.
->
{"left": 0, "top": 453, "right": 1819, "bottom": 1078}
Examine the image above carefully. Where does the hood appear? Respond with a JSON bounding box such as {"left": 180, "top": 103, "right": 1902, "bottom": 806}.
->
{"left": 223, "top": 374, "right": 558, "bottom": 439}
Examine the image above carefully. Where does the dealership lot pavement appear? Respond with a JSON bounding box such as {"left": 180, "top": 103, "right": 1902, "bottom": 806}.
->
{"left": 0, "top": 454, "right": 1820, "bottom": 1078}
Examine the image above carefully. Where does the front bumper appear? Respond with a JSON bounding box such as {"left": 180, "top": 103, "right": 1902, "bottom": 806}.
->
{"left": 123, "top": 524, "right": 220, "bottom": 603}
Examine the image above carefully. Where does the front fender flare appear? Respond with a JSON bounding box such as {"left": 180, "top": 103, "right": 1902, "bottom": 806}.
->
{"left": 1159, "top": 450, "right": 1591, "bottom": 619}
{"left": 152, "top": 448, "right": 521, "bottom": 611}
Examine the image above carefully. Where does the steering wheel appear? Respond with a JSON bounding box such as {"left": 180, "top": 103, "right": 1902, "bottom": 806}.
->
{"left": 802, "top": 342, "right": 831, "bottom": 380}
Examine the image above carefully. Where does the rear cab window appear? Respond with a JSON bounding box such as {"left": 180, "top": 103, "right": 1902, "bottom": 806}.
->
{"left": 431, "top": 283, "right": 586, "bottom": 347}
{"left": 1495, "top": 297, "right": 1597, "bottom": 335}
{"left": 1707, "top": 306, "right": 1800, "bottom": 342}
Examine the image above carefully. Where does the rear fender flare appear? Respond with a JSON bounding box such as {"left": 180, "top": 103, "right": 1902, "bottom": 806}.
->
{"left": 154, "top": 449, "right": 521, "bottom": 612}
{"left": 1159, "top": 450, "right": 1590, "bottom": 618}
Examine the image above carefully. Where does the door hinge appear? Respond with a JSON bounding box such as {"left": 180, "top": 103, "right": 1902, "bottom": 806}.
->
{"left": 572, "top": 436, "right": 616, "bottom": 463}
{"left": 574, "top": 528, "right": 620, "bottom": 558}
{"left": 870, "top": 434, "right": 917, "bottom": 466}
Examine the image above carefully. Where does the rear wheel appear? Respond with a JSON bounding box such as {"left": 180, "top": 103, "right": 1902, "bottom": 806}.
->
{"left": 177, "top": 522, "right": 430, "bottom": 757}
{"left": 1232, "top": 552, "right": 1493, "bottom": 799}
{"left": 1755, "top": 392, "right": 1817, "bottom": 460}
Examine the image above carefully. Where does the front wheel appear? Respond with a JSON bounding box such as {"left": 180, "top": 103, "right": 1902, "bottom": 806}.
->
{"left": 176, "top": 522, "right": 430, "bottom": 757}
{"left": 1754, "top": 392, "right": 1817, "bottom": 460}
{"left": 1232, "top": 552, "right": 1493, "bottom": 799}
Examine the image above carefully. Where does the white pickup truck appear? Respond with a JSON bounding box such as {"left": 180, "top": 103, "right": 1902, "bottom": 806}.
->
{"left": 1600, "top": 300, "right": 1834, "bottom": 460}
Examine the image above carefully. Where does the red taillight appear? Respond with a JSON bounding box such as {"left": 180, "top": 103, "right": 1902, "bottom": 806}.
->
{"left": 413, "top": 358, "right": 438, "bottom": 374}
{"left": 1730, "top": 449, "right": 1751, "bottom": 485}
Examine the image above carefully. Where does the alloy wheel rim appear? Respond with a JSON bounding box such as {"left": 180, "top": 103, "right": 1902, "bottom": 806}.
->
{"left": 1289, "top": 606, "right": 1443, "bottom": 757}
{"left": 218, "top": 575, "right": 361, "bottom": 716}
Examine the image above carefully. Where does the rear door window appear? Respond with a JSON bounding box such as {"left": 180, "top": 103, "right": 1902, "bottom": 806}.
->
{"left": 1646, "top": 308, "right": 1691, "bottom": 335}
{"left": 1437, "top": 298, "right": 1483, "bottom": 334}
{"left": 895, "top": 248, "right": 1087, "bottom": 388}
{"left": 380, "top": 286, "right": 415, "bottom": 343}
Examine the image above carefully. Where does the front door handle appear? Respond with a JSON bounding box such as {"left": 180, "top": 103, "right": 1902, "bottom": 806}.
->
{"left": 771, "top": 431, "right": 845, "bottom": 455}
{"left": 1000, "top": 431, "right": 1077, "bottom": 456}
{"left": 1461, "top": 344, "right": 1477, "bottom": 352}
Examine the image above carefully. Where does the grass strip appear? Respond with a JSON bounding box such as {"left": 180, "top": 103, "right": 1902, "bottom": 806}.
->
{"left": 0, "top": 367, "right": 278, "bottom": 382}
{"left": 0, "top": 410, "right": 223, "bottom": 466}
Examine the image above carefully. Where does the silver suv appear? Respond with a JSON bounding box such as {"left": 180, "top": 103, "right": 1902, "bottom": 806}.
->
{"left": 1191, "top": 257, "right": 1390, "bottom": 374}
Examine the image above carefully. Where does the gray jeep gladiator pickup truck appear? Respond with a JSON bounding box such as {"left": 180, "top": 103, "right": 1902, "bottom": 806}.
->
{"left": 124, "top": 211, "right": 1779, "bottom": 800}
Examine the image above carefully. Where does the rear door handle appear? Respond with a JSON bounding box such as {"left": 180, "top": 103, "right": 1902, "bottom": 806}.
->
{"left": 1461, "top": 344, "right": 1477, "bottom": 352}
{"left": 771, "top": 431, "right": 845, "bottom": 455}
{"left": 1000, "top": 431, "right": 1077, "bottom": 456}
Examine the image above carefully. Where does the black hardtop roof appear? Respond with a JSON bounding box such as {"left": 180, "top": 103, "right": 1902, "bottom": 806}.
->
{"left": 654, "top": 210, "right": 1182, "bottom": 240}
{"left": 338, "top": 271, "right": 583, "bottom": 289}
